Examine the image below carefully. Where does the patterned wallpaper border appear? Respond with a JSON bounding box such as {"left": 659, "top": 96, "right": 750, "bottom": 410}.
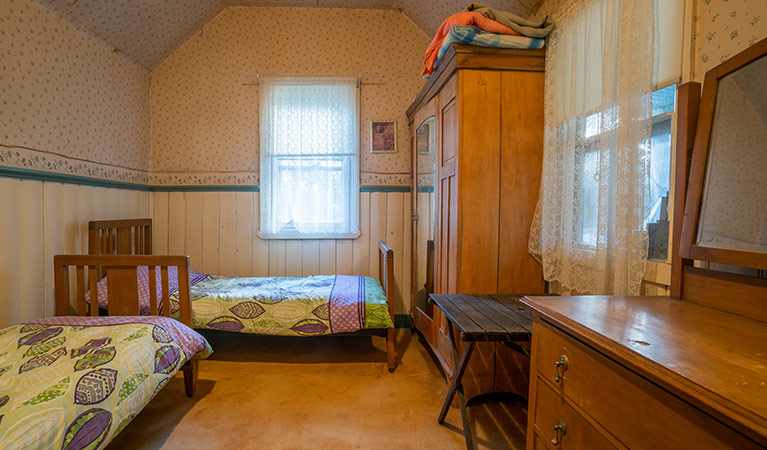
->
{"left": 0, "top": 164, "right": 411, "bottom": 193}
{"left": 0, "top": 146, "right": 411, "bottom": 187}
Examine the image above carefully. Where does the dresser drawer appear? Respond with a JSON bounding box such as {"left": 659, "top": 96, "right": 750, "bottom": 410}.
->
{"left": 533, "top": 319, "right": 762, "bottom": 450}
{"left": 533, "top": 377, "right": 617, "bottom": 449}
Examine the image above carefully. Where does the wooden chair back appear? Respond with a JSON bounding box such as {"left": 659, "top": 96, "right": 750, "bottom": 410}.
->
{"left": 89, "top": 219, "right": 152, "bottom": 256}
{"left": 53, "top": 254, "right": 193, "bottom": 327}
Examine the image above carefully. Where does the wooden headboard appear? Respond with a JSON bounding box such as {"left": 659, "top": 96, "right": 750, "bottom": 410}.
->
{"left": 378, "top": 240, "right": 396, "bottom": 371}
{"left": 89, "top": 218, "right": 152, "bottom": 256}
{"left": 53, "top": 254, "right": 193, "bottom": 327}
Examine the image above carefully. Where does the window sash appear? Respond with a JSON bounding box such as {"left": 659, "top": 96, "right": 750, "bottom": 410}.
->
{"left": 259, "top": 77, "right": 360, "bottom": 239}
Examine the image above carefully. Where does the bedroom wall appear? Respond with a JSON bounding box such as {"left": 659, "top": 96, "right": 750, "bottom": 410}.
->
{"left": 149, "top": 6, "right": 429, "bottom": 315}
{"left": 0, "top": 0, "right": 152, "bottom": 327}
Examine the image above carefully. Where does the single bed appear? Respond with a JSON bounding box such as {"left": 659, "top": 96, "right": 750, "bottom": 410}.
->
{"left": 88, "top": 219, "right": 398, "bottom": 372}
{"left": 0, "top": 255, "right": 211, "bottom": 450}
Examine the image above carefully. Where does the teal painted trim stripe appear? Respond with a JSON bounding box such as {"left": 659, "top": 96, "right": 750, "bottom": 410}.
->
{"left": 0, "top": 166, "right": 411, "bottom": 193}
{"left": 152, "top": 185, "right": 260, "bottom": 192}
{"left": 394, "top": 314, "right": 412, "bottom": 329}
{"left": 0, "top": 166, "right": 152, "bottom": 191}
{"left": 360, "top": 185, "right": 410, "bottom": 193}
{"left": 416, "top": 186, "right": 434, "bottom": 193}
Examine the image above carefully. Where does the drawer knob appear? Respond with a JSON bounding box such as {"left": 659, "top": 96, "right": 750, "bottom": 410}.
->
{"left": 551, "top": 419, "right": 567, "bottom": 445}
{"left": 553, "top": 355, "right": 569, "bottom": 382}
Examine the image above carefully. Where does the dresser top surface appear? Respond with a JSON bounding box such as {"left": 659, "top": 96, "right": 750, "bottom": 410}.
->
{"left": 522, "top": 295, "right": 767, "bottom": 439}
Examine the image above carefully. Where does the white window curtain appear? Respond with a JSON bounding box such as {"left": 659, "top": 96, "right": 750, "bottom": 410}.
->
{"left": 529, "top": 0, "right": 665, "bottom": 295}
{"left": 259, "top": 77, "right": 360, "bottom": 239}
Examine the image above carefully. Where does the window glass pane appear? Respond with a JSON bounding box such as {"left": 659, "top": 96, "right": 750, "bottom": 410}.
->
{"left": 646, "top": 83, "right": 676, "bottom": 260}
{"left": 260, "top": 78, "right": 359, "bottom": 239}
{"left": 580, "top": 149, "right": 600, "bottom": 247}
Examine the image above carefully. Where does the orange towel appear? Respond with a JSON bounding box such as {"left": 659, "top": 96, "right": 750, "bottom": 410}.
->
{"left": 422, "top": 11, "right": 521, "bottom": 77}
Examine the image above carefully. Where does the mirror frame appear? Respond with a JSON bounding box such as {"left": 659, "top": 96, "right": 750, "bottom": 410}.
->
{"left": 680, "top": 37, "right": 767, "bottom": 270}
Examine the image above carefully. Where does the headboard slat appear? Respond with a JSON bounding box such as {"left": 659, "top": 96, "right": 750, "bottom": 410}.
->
{"left": 88, "top": 266, "right": 99, "bottom": 316}
{"left": 148, "top": 265, "right": 158, "bottom": 315}
{"left": 161, "top": 266, "right": 170, "bottom": 317}
{"left": 76, "top": 266, "right": 86, "bottom": 315}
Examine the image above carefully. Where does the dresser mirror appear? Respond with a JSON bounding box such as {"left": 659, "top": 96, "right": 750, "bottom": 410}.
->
{"left": 681, "top": 38, "right": 767, "bottom": 270}
{"left": 414, "top": 116, "right": 436, "bottom": 318}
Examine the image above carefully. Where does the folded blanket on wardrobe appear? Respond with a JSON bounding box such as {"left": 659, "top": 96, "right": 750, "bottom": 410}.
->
{"left": 430, "top": 26, "right": 545, "bottom": 77}
{"left": 463, "top": 2, "right": 554, "bottom": 38}
{"left": 422, "top": 11, "right": 521, "bottom": 77}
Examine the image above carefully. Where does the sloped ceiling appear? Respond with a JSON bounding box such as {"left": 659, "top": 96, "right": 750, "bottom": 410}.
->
{"left": 37, "top": 0, "right": 529, "bottom": 71}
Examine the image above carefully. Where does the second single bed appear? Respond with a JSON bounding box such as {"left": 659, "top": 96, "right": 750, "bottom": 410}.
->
{"left": 87, "top": 219, "right": 397, "bottom": 371}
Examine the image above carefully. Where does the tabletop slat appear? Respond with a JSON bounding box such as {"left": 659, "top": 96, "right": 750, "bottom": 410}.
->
{"left": 429, "top": 294, "right": 486, "bottom": 340}
{"left": 489, "top": 294, "right": 535, "bottom": 322}
{"left": 449, "top": 295, "right": 508, "bottom": 339}
{"left": 429, "top": 293, "right": 536, "bottom": 342}
{"left": 472, "top": 295, "right": 532, "bottom": 336}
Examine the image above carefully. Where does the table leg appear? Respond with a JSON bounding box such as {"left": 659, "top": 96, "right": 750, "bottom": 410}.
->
{"left": 438, "top": 322, "right": 476, "bottom": 450}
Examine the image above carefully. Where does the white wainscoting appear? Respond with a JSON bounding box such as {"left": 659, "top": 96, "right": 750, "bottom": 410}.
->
{"left": 153, "top": 191, "right": 413, "bottom": 314}
{"left": 0, "top": 178, "right": 152, "bottom": 328}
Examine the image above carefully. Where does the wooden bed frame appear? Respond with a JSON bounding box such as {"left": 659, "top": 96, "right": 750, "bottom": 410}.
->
{"left": 88, "top": 219, "right": 398, "bottom": 372}
{"left": 53, "top": 254, "right": 200, "bottom": 396}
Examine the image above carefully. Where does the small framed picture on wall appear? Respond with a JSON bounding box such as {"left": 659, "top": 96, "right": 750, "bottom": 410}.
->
{"left": 370, "top": 120, "right": 397, "bottom": 153}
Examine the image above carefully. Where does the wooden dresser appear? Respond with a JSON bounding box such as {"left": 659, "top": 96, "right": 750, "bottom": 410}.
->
{"left": 521, "top": 296, "right": 766, "bottom": 449}
{"left": 522, "top": 43, "right": 767, "bottom": 449}
{"left": 407, "top": 44, "right": 546, "bottom": 401}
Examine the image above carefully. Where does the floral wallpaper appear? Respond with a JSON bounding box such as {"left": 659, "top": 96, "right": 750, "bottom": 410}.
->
{"left": 693, "top": 0, "right": 767, "bottom": 80}
{"left": 150, "top": 6, "right": 430, "bottom": 186}
{"left": 0, "top": 0, "right": 151, "bottom": 183}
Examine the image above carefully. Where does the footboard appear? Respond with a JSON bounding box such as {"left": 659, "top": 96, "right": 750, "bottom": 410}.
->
{"left": 378, "top": 241, "right": 396, "bottom": 372}
{"left": 53, "top": 254, "right": 192, "bottom": 324}
{"left": 53, "top": 254, "right": 199, "bottom": 396}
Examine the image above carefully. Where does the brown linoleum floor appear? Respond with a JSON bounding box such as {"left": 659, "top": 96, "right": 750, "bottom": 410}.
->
{"left": 107, "top": 329, "right": 527, "bottom": 450}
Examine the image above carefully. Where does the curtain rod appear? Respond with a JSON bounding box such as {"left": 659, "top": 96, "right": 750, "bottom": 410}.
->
{"left": 241, "top": 74, "right": 385, "bottom": 87}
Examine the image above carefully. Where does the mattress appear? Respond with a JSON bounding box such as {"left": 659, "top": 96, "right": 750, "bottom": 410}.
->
{"left": 0, "top": 316, "right": 211, "bottom": 450}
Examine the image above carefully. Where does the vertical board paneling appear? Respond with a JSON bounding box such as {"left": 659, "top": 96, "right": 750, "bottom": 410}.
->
{"left": 353, "top": 193, "right": 371, "bottom": 276}
{"left": 318, "top": 240, "right": 336, "bottom": 275}
{"left": 218, "top": 193, "right": 237, "bottom": 276}
{"left": 43, "top": 183, "right": 63, "bottom": 318}
{"left": 386, "top": 192, "right": 404, "bottom": 313}
{"left": 20, "top": 180, "right": 44, "bottom": 321}
{"left": 167, "top": 192, "right": 186, "bottom": 254}
{"left": 0, "top": 178, "right": 21, "bottom": 327}
{"left": 202, "top": 192, "right": 220, "bottom": 275}
{"left": 154, "top": 192, "right": 169, "bottom": 255}
{"left": 78, "top": 186, "right": 95, "bottom": 254}
{"left": 285, "top": 240, "right": 302, "bottom": 277}
{"left": 185, "top": 192, "right": 204, "bottom": 271}
{"left": 301, "top": 240, "right": 320, "bottom": 276}
{"left": 269, "top": 240, "right": 286, "bottom": 276}
{"left": 235, "top": 192, "right": 253, "bottom": 276}
{"left": 369, "top": 192, "right": 387, "bottom": 279}
{"left": 252, "top": 193, "right": 269, "bottom": 276}
{"left": 335, "top": 239, "right": 353, "bottom": 275}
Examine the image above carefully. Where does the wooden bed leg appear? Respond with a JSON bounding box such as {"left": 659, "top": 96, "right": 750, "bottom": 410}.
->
{"left": 183, "top": 359, "right": 198, "bottom": 397}
{"left": 387, "top": 328, "right": 396, "bottom": 373}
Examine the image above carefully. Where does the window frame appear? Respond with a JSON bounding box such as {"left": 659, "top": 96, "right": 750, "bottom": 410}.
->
{"left": 572, "top": 82, "right": 679, "bottom": 261}
{"left": 258, "top": 77, "right": 361, "bottom": 240}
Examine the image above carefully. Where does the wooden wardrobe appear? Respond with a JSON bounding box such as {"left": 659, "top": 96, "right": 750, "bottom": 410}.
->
{"left": 407, "top": 44, "right": 546, "bottom": 401}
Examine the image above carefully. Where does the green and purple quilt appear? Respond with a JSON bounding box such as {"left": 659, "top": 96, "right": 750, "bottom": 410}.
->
{"left": 0, "top": 316, "right": 211, "bottom": 450}
{"left": 169, "top": 274, "right": 394, "bottom": 336}
{"left": 89, "top": 268, "right": 394, "bottom": 336}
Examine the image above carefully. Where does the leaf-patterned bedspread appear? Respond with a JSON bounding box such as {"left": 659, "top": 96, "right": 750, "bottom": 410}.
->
{"left": 170, "top": 275, "right": 395, "bottom": 336}
{"left": 0, "top": 316, "right": 212, "bottom": 450}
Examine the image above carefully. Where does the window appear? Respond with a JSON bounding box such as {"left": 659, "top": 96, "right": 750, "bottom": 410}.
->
{"left": 575, "top": 84, "right": 677, "bottom": 258}
{"left": 259, "top": 77, "right": 360, "bottom": 239}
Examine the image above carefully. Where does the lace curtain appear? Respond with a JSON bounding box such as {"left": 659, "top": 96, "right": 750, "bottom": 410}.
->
{"left": 529, "top": 0, "right": 656, "bottom": 295}
{"left": 259, "top": 77, "right": 360, "bottom": 239}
